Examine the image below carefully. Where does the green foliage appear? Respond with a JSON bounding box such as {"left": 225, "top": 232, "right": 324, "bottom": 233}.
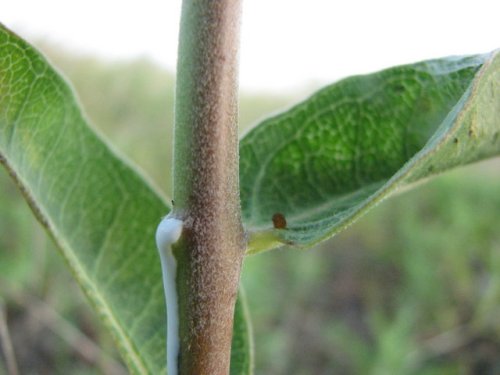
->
{"left": 230, "top": 289, "right": 254, "bottom": 375}
{"left": 241, "top": 53, "right": 500, "bottom": 253}
{"left": 243, "top": 163, "right": 500, "bottom": 374}
{"left": 0, "top": 24, "right": 251, "bottom": 374}
{"left": 1, "top": 21, "right": 499, "bottom": 375}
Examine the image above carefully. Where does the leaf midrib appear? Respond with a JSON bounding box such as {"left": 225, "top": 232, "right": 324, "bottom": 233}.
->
{"left": 0, "top": 154, "right": 150, "bottom": 374}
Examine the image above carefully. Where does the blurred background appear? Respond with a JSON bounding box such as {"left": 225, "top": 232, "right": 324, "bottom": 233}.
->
{"left": 1, "top": 1, "right": 500, "bottom": 374}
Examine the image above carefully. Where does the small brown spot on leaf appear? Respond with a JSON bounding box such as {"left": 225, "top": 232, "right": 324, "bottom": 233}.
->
{"left": 453, "top": 138, "right": 459, "bottom": 144}
{"left": 272, "top": 213, "right": 287, "bottom": 229}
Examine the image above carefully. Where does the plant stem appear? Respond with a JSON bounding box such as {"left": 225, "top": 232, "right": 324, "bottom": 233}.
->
{"left": 171, "top": 0, "right": 244, "bottom": 374}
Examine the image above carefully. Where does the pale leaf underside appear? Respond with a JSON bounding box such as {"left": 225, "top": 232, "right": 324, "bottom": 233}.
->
{"left": 240, "top": 52, "right": 500, "bottom": 254}
{"left": 0, "top": 24, "right": 252, "bottom": 374}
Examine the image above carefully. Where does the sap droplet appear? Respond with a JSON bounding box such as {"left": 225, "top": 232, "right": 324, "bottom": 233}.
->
{"left": 155, "top": 216, "right": 183, "bottom": 375}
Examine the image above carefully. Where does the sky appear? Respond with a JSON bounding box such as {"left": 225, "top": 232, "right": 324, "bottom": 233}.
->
{"left": 2, "top": 0, "right": 499, "bottom": 93}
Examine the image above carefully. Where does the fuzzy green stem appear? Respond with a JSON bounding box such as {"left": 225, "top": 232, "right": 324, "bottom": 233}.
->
{"left": 171, "top": 0, "right": 245, "bottom": 374}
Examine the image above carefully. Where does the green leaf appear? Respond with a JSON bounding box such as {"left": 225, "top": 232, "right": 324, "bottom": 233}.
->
{"left": 230, "top": 288, "right": 254, "bottom": 375}
{"left": 0, "top": 24, "right": 252, "bottom": 374}
{"left": 240, "top": 52, "right": 500, "bottom": 254}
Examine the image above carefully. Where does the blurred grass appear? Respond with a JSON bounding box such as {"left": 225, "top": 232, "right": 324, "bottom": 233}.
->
{"left": 1, "top": 43, "right": 499, "bottom": 374}
{"left": 242, "top": 162, "right": 500, "bottom": 375}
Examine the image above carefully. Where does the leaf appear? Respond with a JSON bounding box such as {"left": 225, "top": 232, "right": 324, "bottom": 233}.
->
{"left": 240, "top": 52, "right": 500, "bottom": 254}
{"left": 230, "top": 288, "right": 254, "bottom": 375}
{"left": 0, "top": 24, "right": 252, "bottom": 374}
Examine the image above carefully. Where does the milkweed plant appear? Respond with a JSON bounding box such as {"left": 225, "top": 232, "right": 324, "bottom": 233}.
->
{"left": 1, "top": 1, "right": 499, "bottom": 374}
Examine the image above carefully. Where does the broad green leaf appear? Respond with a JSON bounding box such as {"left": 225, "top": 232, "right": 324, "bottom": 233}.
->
{"left": 0, "top": 24, "right": 252, "bottom": 374}
{"left": 241, "top": 52, "right": 500, "bottom": 254}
